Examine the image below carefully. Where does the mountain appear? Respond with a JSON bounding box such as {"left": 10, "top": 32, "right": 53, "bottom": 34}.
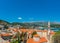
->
{"left": 0, "top": 20, "right": 60, "bottom": 28}
{"left": 0, "top": 20, "right": 10, "bottom": 25}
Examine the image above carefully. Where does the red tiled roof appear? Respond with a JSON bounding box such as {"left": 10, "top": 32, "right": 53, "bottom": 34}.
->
{"left": 43, "top": 30, "right": 48, "bottom": 32}
{"left": 50, "top": 31, "right": 55, "bottom": 35}
{"left": 27, "top": 38, "right": 40, "bottom": 43}
{"left": 27, "top": 29, "right": 34, "bottom": 34}
{"left": 27, "top": 37, "right": 47, "bottom": 43}
{"left": 40, "top": 37, "right": 47, "bottom": 43}
{"left": 13, "top": 29, "right": 18, "bottom": 32}
{"left": 33, "top": 34, "right": 40, "bottom": 37}
{"left": 20, "top": 29, "right": 27, "bottom": 32}
{"left": 1, "top": 33, "right": 12, "bottom": 36}
{"left": 36, "top": 30, "right": 42, "bottom": 32}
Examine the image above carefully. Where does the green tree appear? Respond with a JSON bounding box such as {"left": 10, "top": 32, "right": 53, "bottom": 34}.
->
{"left": 31, "top": 31, "right": 37, "bottom": 38}
{"left": 53, "top": 31, "right": 60, "bottom": 43}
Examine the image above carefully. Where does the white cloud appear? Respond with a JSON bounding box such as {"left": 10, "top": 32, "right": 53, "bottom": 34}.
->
{"left": 18, "top": 17, "right": 22, "bottom": 20}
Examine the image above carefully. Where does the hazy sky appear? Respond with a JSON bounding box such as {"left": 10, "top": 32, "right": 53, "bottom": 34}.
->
{"left": 0, "top": 0, "right": 60, "bottom": 22}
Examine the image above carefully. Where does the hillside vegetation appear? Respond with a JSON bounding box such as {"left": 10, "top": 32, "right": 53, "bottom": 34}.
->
{"left": 0, "top": 20, "right": 60, "bottom": 29}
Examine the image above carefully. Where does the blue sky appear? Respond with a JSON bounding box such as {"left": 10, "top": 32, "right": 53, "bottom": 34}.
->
{"left": 0, "top": 0, "right": 60, "bottom": 22}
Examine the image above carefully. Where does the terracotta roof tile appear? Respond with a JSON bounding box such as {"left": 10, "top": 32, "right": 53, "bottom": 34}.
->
{"left": 50, "top": 31, "right": 55, "bottom": 35}
{"left": 43, "top": 30, "right": 48, "bottom": 32}
{"left": 13, "top": 29, "right": 18, "bottom": 32}
{"left": 20, "top": 29, "right": 27, "bottom": 32}
{"left": 36, "top": 30, "right": 42, "bottom": 32}
{"left": 33, "top": 34, "right": 40, "bottom": 37}
{"left": 1, "top": 33, "right": 12, "bottom": 36}
{"left": 27, "top": 37, "right": 47, "bottom": 43}
{"left": 40, "top": 37, "right": 47, "bottom": 42}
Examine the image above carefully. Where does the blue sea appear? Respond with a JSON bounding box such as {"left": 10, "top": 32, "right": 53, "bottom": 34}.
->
{"left": 39, "top": 27, "right": 60, "bottom": 32}
{"left": 51, "top": 28, "right": 60, "bottom": 32}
